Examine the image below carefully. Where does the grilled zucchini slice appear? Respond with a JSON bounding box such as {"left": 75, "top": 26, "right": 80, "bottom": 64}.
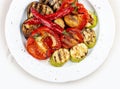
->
{"left": 85, "top": 11, "right": 97, "bottom": 28}
{"left": 70, "top": 43, "right": 88, "bottom": 62}
{"left": 27, "top": 1, "right": 53, "bottom": 18}
{"left": 82, "top": 28, "right": 96, "bottom": 48}
{"left": 50, "top": 48, "right": 70, "bottom": 67}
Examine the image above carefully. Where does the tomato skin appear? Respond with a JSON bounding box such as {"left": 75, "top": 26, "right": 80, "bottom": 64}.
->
{"left": 76, "top": 3, "right": 89, "bottom": 30}
{"left": 26, "top": 37, "right": 51, "bottom": 60}
{"left": 66, "top": 28, "right": 83, "bottom": 43}
{"left": 61, "top": 28, "right": 83, "bottom": 49}
{"left": 26, "top": 26, "right": 61, "bottom": 60}
{"left": 31, "top": 26, "right": 61, "bottom": 50}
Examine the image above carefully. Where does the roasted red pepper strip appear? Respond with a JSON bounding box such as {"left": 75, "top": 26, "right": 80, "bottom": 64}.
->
{"left": 25, "top": 6, "right": 74, "bottom": 25}
{"left": 30, "top": 7, "right": 63, "bottom": 34}
{"left": 45, "top": 6, "right": 74, "bottom": 20}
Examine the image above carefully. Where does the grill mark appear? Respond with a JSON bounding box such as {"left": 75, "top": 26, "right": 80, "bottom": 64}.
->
{"left": 58, "top": 51, "right": 62, "bottom": 61}
{"left": 44, "top": 5, "right": 47, "bottom": 14}
{"left": 36, "top": 3, "right": 42, "bottom": 13}
{"left": 62, "top": 49, "right": 68, "bottom": 62}
{"left": 53, "top": 55, "right": 57, "bottom": 62}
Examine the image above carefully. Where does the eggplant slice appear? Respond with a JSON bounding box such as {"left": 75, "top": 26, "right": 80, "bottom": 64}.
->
{"left": 40, "top": 0, "right": 62, "bottom": 11}
{"left": 27, "top": 1, "right": 53, "bottom": 18}
{"left": 22, "top": 18, "right": 41, "bottom": 38}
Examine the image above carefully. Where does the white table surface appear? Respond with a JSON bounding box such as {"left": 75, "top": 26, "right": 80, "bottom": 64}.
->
{"left": 0, "top": 0, "right": 120, "bottom": 89}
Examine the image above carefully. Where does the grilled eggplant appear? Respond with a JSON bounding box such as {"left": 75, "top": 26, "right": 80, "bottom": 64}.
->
{"left": 22, "top": 18, "right": 41, "bottom": 38}
{"left": 70, "top": 43, "right": 88, "bottom": 62}
{"left": 50, "top": 48, "right": 70, "bottom": 67}
{"left": 40, "top": 0, "right": 62, "bottom": 11}
{"left": 27, "top": 1, "right": 53, "bottom": 18}
{"left": 82, "top": 28, "right": 96, "bottom": 48}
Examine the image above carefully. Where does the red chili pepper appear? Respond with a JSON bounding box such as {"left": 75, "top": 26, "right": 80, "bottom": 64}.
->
{"left": 25, "top": 6, "right": 74, "bottom": 25}
{"left": 31, "top": 7, "right": 63, "bottom": 34}
{"left": 45, "top": 6, "right": 74, "bottom": 20}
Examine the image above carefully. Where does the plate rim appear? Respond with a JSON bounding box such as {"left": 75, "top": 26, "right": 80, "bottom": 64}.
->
{"left": 5, "top": 0, "right": 115, "bottom": 83}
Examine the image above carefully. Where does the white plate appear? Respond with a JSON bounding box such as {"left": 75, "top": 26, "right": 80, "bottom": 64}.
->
{"left": 5, "top": 0, "right": 115, "bottom": 83}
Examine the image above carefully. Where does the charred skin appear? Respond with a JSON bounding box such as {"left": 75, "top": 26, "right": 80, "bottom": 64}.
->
{"left": 40, "top": 0, "right": 62, "bottom": 11}
{"left": 27, "top": 1, "right": 53, "bottom": 18}
{"left": 82, "top": 28, "right": 96, "bottom": 48}
{"left": 50, "top": 48, "right": 70, "bottom": 67}
{"left": 22, "top": 18, "right": 41, "bottom": 38}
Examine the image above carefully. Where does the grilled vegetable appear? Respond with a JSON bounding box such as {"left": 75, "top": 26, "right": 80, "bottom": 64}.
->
{"left": 22, "top": 18, "right": 41, "bottom": 38}
{"left": 26, "top": 26, "right": 61, "bottom": 60}
{"left": 50, "top": 48, "right": 70, "bottom": 67}
{"left": 40, "top": 0, "right": 62, "bottom": 11}
{"left": 27, "top": 1, "right": 53, "bottom": 18}
{"left": 82, "top": 28, "right": 96, "bottom": 48}
{"left": 70, "top": 43, "right": 88, "bottom": 62}
{"left": 85, "top": 11, "right": 97, "bottom": 28}
{"left": 31, "top": 7, "right": 63, "bottom": 34}
{"left": 61, "top": 28, "right": 83, "bottom": 49}
{"left": 64, "top": 14, "right": 81, "bottom": 28}
{"left": 76, "top": 3, "right": 89, "bottom": 30}
{"left": 54, "top": 18, "right": 65, "bottom": 28}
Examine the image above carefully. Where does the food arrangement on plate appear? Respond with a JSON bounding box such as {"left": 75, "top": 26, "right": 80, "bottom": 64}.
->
{"left": 21, "top": 0, "right": 98, "bottom": 67}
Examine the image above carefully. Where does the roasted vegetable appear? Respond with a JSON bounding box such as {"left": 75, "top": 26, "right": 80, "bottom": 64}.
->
{"left": 61, "top": 28, "right": 83, "bottom": 49}
{"left": 50, "top": 48, "right": 70, "bottom": 67}
{"left": 64, "top": 13, "right": 88, "bottom": 30}
{"left": 40, "top": 0, "right": 62, "bottom": 11}
{"left": 22, "top": 18, "right": 41, "bottom": 38}
{"left": 31, "top": 7, "right": 64, "bottom": 34}
{"left": 85, "top": 11, "right": 97, "bottom": 28}
{"left": 27, "top": 1, "right": 53, "bottom": 18}
{"left": 64, "top": 14, "right": 80, "bottom": 28}
{"left": 26, "top": 26, "right": 61, "bottom": 60}
{"left": 70, "top": 43, "right": 88, "bottom": 62}
{"left": 82, "top": 28, "right": 96, "bottom": 48}
{"left": 54, "top": 18, "right": 65, "bottom": 28}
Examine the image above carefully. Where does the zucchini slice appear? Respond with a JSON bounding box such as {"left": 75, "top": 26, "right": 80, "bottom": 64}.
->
{"left": 70, "top": 43, "right": 88, "bottom": 62}
{"left": 85, "top": 11, "right": 97, "bottom": 28}
{"left": 82, "top": 28, "right": 96, "bottom": 48}
{"left": 50, "top": 48, "right": 70, "bottom": 67}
